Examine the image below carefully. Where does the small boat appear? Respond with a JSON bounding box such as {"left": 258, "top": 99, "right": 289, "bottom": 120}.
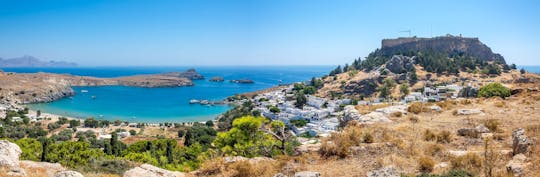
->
{"left": 91, "top": 96, "right": 96, "bottom": 99}
{"left": 81, "top": 90, "right": 89, "bottom": 93}
{"left": 200, "top": 100, "right": 210, "bottom": 105}
{"left": 189, "top": 99, "right": 200, "bottom": 104}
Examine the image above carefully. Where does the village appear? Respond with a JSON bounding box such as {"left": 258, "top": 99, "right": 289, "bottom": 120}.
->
{"left": 248, "top": 79, "right": 483, "bottom": 138}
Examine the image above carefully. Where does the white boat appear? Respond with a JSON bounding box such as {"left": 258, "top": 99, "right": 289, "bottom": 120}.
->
{"left": 189, "top": 99, "right": 200, "bottom": 104}
{"left": 81, "top": 90, "right": 89, "bottom": 93}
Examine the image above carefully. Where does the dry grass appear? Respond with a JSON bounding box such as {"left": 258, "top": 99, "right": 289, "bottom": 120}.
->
{"left": 407, "top": 102, "right": 430, "bottom": 114}
{"left": 450, "top": 153, "right": 483, "bottom": 174}
{"left": 418, "top": 156, "right": 435, "bottom": 173}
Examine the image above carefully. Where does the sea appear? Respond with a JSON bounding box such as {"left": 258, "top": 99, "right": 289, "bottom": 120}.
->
{"left": 1, "top": 66, "right": 334, "bottom": 123}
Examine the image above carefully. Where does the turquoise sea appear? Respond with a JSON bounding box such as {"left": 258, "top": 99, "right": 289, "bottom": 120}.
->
{"left": 1, "top": 66, "right": 333, "bottom": 123}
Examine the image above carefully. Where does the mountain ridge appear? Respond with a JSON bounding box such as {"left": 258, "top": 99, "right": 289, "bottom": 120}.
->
{"left": 0, "top": 55, "right": 77, "bottom": 67}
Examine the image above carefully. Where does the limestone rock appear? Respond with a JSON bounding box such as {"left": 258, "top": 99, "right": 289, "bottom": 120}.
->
{"left": 20, "top": 160, "right": 66, "bottom": 177}
{"left": 359, "top": 112, "right": 391, "bottom": 124}
{"left": 456, "top": 109, "right": 484, "bottom": 116}
{"left": 375, "top": 105, "right": 407, "bottom": 115}
{"left": 512, "top": 128, "right": 533, "bottom": 155}
{"left": 0, "top": 140, "right": 26, "bottom": 177}
{"left": 506, "top": 154, "right": 530, "bottom": 177}
{"left": 475, "top": 124, "right": 490, "bottom": 133}
{"left": 342, "top": 105, "right": 362, "bottom": 124}
{"left": 53, "top": 171, "right": 84, "bottom": 177}
{"left": 0, "top": 140, "right": 22, "bottom": 168}
{"left": 294, "top": 171, "right": 321, "bottom": 177}
{"left": 385, "top": 55, "right": 415, "bottom": 74}
{"left": 457, "top": 128, "right": 479, "bottom": 138}
{"left": 274, "top": 173, "right": 286, "bottom": 177}
{"left": 123, "top": 164, "right": 185, "bottom": 177}
{"left": 366, "top": 166, "right": 400, "bottom": 177}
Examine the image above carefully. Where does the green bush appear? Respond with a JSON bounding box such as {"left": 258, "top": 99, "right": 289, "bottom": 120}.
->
{"left": 478, "top": 83, "right": 511, "bottom": 98}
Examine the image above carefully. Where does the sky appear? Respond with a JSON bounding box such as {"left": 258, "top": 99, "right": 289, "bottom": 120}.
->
{"left": 0, "top": 0, "right": 539, "bottom": 66}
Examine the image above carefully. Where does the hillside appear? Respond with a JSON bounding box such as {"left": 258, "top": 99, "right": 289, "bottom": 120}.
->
{"left": 320, "top": 35, "right": 525, "bottom": 100}
{"left": 0, "top": 56, "right": 77, "bottom": 67}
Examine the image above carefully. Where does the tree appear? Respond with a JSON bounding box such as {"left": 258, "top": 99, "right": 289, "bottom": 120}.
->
{"left": 177, "top": 130, "right": 185, "bottom": 138}
{"left": 269, "top": 106, "right": 280, "bottom": 114}
{"left": 478, "top": 83, "right": 511, "bottom": 98}
{"left": 129, "top": 130, "right": 137, "bottom": 136}
{"left": 36, "top": 110, "right": 41, "bottom": 117}
{"left": 69, "top": 119, "right": 80, "bottom": 128}
{"left": 295, "top": 92, "right": 307, "bottom": 108}
{"left": 214, "top": 116, "right": 280, "bottom": 157}
{"left": 520, "top": 68, "right": 526, "bottom": 74}
{"left": 379, "top": 78, "right": 396, "bottom": 99}
{"left": 400, "top": 84, "right": 410, "bottom": 97}
{"left": 205, "top": 120, "right": 214, "bottom": 127}
{"left": 261, "top": 120, "right": 295, "bottom": 155}
{"left": 184, "top": 125, "right": 217, "bottom": 148}
{"left": 15, "top": 138, "right": 42, "bottom": 161}
{"left": 166, "top": 140, "right": 174, "bottom": 163}
{"left": 39, "top": 138, "right": 51, "bottom": 162}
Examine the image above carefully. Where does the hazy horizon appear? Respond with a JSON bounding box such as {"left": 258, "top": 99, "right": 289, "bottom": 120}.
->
{"left": 1, "top": 0, "right": 539, "bottom": 66}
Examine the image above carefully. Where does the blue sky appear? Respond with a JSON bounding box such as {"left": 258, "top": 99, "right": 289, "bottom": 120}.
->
{"left": 0, "top": 0, "right": 539, "bottom": 66}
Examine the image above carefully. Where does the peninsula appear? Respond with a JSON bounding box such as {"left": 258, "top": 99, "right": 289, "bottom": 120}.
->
{"left": 0, "top": 69, "right": 203, "bottom": 104}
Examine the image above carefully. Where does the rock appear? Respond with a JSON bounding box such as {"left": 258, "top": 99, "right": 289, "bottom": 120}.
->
{"left": 512, "top": 128, "right": 533, "bottom": 155}
{"left": 209, "top": 76, "right": 224, "bottom": 82}
{"left": 457, "top": 128, "right": 479, "bottom": 138}
{"left": 274, "top": 173, "right": 286, "bottom": 177}
{"left": 456, "top": 109, "right": 484, "bottom": 116}
{"left": 343, "top": 78, "right": 378, "bottom": 97}
{"left": 429, "top": 105, "right": 442, "bottom": 112}
{"left": 343, "top": 105, "right": 362, "bottom": 123}
{"left": 385, "top": 55, "right": 415, "bottom": 74}
{"left": 506, "top": 154, "right": 530, "bottom": 177}
{"left": 475, "top": 124, "right": 490, "bottom": 133}
{"left": 375, "top": 105, "right": 407, "bottom": 115}
{"left": 294, "top": 171, "right": 321, "bottom": 177}
{"left": 359, "top": 112, "right": 391, "bottom": 124}
{"left": 296, "top": 143, "right": 321, "bottom": 154}
{"left": 0, "top": 140, "right": 26, "bottom": 176}
{"left": 20, "top": 160, "right": 66, "bottom": 177}
{"left": 366, "top": 166, "right": 400, "bottom": 177}
{"left": 53, "top": 171, "right": 84, "bottom": 177}
{"left": 123, "top": 164, "right": 185, "bottom": 177}
{"left": 0, "top": 140, "right": 22, "bottom": 168}
{"left": 224, "top": 156, "right": 248, "bottom": 164}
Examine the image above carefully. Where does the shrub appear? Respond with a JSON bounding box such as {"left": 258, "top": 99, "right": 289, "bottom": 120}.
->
{"left": 425, "top": 144, "right": 445, "bottom": 157}
{"left": 478, "top": 83, "right": 511, "bottom": 98}
{"left": 408, "top": 102, "right": 427, "bottom": 114}
{"left": 390, "top": 111, "right": 403, "bottom": 117}
{"left": 362, "top": 133, "right": 374, "bottom": 143}
{"left": 437, "top": 130, "right": 452, "bottom": 143}
{"left": 129, "top": 130, "right": 137, "bottom": 136}
{"left": 418, "top": 156, "right": 435, "bottom": 173}
{"left": 424, "top": 129, "right": 437, "bottom": 141}
{"left": 484, "top": 119, "right": 500, "bottom": 132}
{"left": 450, "top": 153, "right": 482, "bottom": 173}
{"left": 320, "top": 125, "right": 363, "bottom": 158}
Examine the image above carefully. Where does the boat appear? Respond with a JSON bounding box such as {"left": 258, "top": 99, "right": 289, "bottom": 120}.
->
{"left": 189, "top": 99, "right": 200, "bottom": 104}
{"left": 81, "top": 90, "right": 89, "bottom": 93}
{"left": 200, "top": 100, "right": 210, "bottom": 105}
{"left": 91, "top": 96, "right": 96, "bottom": 99}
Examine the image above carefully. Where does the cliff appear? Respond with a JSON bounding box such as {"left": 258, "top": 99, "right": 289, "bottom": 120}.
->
{"left": 0, "top": 55, "right": 77, "bottom": 67}
{"left": 379, "top": 35, "right": 505, "bottom": 64}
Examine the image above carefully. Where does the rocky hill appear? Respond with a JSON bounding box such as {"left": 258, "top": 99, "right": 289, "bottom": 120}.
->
{"left": 380, "top": 35, "right": 505, "bottom": 64}
{"left": 0, "top": 69, "right": 202, "bottom": 104}
{"left": 0, "top": 56, "right": 77, "bottom": 67}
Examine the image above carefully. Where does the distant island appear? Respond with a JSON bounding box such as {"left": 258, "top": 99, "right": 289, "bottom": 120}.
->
{"left": 0, "top": 55, "right": 77, "bottom": 67}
